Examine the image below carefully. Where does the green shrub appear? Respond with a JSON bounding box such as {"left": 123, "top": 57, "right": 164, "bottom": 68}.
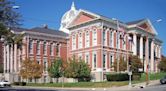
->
{"left": 13, "top": 82, "right": 20, "bottom": 85}
{"left": 106, "top": 73, "right": 129, "bottom": 81}
{"left": 13, "top": 82, "right": 26, "bottom": 86}
{"left": 21, "top": 82, "right": 26, "bottom": 86}
{"left": 132, "top": 73, "right": 141, "bottom": 80}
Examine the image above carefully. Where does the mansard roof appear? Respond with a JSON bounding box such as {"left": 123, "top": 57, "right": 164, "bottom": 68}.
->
{"left": 11, "top": 27, "right": 68, "bottom": 37}
{"left": 11, "top": 27, "right": 28, "bottom": 32}
{"left": 29, "top": 27, "right": 68, "bottom": 37}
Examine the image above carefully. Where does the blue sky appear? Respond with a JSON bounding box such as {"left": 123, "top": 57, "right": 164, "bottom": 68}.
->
{"left": 13, "top": 0, "right": 166, "bottom": 55}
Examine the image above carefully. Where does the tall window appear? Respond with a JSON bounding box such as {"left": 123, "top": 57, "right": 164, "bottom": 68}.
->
{"left": 72, "top": 35, "right": 76, "bottom": 50}
{"left": 93, "top": 53, "right": 97, "bottom": 69}
{"left": 43, "top": 58, "right": 47, "bottom": 71}
{"left": 85, "top": 53, "right": 89, "bottom": 64}
{"left": 123, "top": 35, "right": 126, "bottom": 50}
{"left": 37, "top": 59, "right": 40, "bottom": 64}
{"left": 78, "top": 53, "right": 82, "bottom": 60}
{"left": 92, "top": 30, "right": 97, "bottom": 46}
{"left": 29, "top": 40, "right": 33, "bottom": 54}
{"left": 117, "top": 32, "right": 120, "bottom": 49}
{"left": 110, "top": 55, "right": 114, "bottom": 67}
{"left": 85, "top": 31, "right": 90, "bottom": 47}
{"left": 43, "top": 42, "right": 47, "bottom": 55}
{"left": 36, "top": 41, "right": 40, "bottom": 55}
{"left": 78, "top": 33, "right": 82, "bottom": 49}
{"left": 50, "top": 43, "right": 53, "bottom": 56}
{"left": 103, "top": 30, "right": 107, "bottom": 46}
{"left": 56, "top": 44, "right": 59, "bottom": 56}
{"left": 103, "top": 54, "right": 106, "bottom": 69}
{"left": 110, "top": 31, "right": 113, "bottom": 47}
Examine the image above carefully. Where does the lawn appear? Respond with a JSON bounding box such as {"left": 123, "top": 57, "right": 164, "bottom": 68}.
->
{"left": 22, "top": 72, "right": 166, "bottom": 88}
{"left": 27, "top": 81, "right": 129, "bottom": 88}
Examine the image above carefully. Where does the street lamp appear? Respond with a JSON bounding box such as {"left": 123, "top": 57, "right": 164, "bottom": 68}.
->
{"left": 112, "top": 18, "right": 120, "bottom": 72}
{"left": 12, "top": 6, "right": 20, "bottom": 9}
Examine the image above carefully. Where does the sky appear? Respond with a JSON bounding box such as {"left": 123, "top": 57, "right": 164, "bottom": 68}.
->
{"left": 13, "top": 0, "right": 166, "bottom": 55}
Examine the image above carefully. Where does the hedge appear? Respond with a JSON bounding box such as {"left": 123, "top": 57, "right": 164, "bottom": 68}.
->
{"left": 132, "top": 73, "right": 141, "bottom": 80}
{"left": 13, "top": 82, "right": 26, "bottom": 86}
{"left": 106, "top": 73, "right": 129, "bottom": 81}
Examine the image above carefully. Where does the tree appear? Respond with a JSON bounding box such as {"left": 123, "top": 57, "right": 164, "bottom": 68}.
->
{"left": 129, "top": 55, "right": 143, "bottom": 73}
{"left": 19, "top": 59, "right": 43, "bottom": 83}
{"left": 158, "top": 56, "right": 166, "bottom": 72}
{"left": 64, "top": 56, "right": 91, "bottom": 82}
{"left": 31, "top": 61, "right": 43, "bottom": 83}
{"left": 77, "top": 60, "right": 91, "bottom": 81}
{"left": 64, "top": 57, "right": 79, "bottom": 79}
{"left": 113, "top": 57, "right": 127, "bottom": 72}
{"left": 48, "top": 57, "right": 63, "bottom": 83}
{"left": 0, "top": 23, "right": 9, "bottom": 39}
{"left": 0, "top": 0, "right": 21, "bottom": 27}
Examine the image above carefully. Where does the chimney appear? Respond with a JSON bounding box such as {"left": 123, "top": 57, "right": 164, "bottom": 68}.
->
{"left": 43, "top": 24, "right": 48, "bottom": 29}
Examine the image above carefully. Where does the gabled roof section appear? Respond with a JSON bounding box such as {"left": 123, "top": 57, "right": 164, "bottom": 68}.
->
{"left": 68, "top": 9, "right": 100, "bottom": 27}
{"left": 127, "top": 19, "right": 158, "bottom": 35}
{"left": 126, "top": 19, "right": 145, "bottom": 25}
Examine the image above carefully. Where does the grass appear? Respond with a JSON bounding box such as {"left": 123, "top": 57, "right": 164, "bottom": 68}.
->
{"left": 27, "top": 81, "right": 129, "bottom": 88}
{"left": 22, "top": 72, "right": 166, "bottom": 88}
{"left": 140, "top": 72, "right": 166, "bottom": 81}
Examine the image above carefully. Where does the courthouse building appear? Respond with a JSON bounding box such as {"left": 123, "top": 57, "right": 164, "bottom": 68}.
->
{"left": 1, "top": 2, "right": 162, "bottom": 82}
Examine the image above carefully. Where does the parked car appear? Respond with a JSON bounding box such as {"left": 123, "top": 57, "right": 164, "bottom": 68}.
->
{"left": 0, "top": 80, "right": 11, "bottom": 87}
{"left": 160, "top": 76, "right": 166, "bottom": 84}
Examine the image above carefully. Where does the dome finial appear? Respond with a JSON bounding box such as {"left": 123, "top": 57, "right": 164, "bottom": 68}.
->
{"left": 71, "top": 1, "right": 76, "bottom": 10}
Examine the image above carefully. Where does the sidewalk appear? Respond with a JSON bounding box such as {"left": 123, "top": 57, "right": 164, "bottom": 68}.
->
{"left": 13, "top": 80, "right": 160, "bottom": 91}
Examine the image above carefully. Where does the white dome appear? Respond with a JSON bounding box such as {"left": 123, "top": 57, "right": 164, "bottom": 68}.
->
{"left": 59, "top": 2, "right": 78, "bottom": 34}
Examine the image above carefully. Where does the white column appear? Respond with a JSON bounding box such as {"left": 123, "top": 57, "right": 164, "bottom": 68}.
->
{"left": 10, "top": 45, "right": 13, "bottom": 73}
{"left": 133, "top": 33, "right": 137, "bottom": 55}
{"left": 150, "top": 39, "right": 154, "bottom": 72}
{"left": 144, "top": 37, "right": 149, "bottom": 72}
{"left": 14, "top": 44, "right": 17, "bottom": 72}
{"left": 7, "top": 45, "right": 10, "bottom": 73}
{"left": 139, "top": 35, "right": 143, "bottom": 61}
{"left": 3, "top": 45, "right": 6, "bottom": 73}
{"left": 18, "top": 49, "right": 21, "bottom": 72}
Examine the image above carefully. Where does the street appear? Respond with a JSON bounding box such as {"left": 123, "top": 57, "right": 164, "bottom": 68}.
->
{"left": 130, "top": 84, "right": 166, "bottom": 91}
{"left": 0, "top": 84, "right": 166, "bottom": 91}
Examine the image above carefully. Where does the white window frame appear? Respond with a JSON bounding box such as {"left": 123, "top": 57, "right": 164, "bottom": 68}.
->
{"left": 110, "top": 54, "right": 114, "bottom": 68}
{"left": 85, "top": 31, "right": 90, "bottom": 48}
{"left": 78, "top": 33, "right": 82, "bottom": 49}
{"left": 36, "top": 41, "right": 40, "bottom": 55}
{"left": 85, "top": 52, "right": 90, "bottom": 64}
{"left": 103, "top": 30, "right": 107, "bottom": 46}
{"left": 92, "top": 30, "right": 97, "bottom": 46}
{"left": 78, "top": 53, "right": 82, "bottom": 60}
{"left": 43, "top": 42, "right": 47, "bottom": 55}
{"left": 29, "top": 40, "right": 33, "bottom": 54}
{"left": 50, "top": 43, "right": 54, "bottom": 56}
{"left": 110, "top": 31, "right": 113, "bottom": 47}
{"left": 103, "top": 53, "right": 107, "bottom": 69}
{"left": 43, "top": 58, "right": 48, "bottom": 72}
{"left": 72, "top": 34, "right": 76, "bottom": 50}
{"left": 92, "top": 52, "right": 97, "bottom": 69}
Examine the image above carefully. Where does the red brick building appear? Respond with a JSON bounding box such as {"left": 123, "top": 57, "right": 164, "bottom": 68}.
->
{"left": 2, "top": 2, "right": 162, "bottom": 83}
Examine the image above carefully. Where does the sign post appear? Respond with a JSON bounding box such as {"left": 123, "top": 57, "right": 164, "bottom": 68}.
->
{"left": 128, "top": 71, "right": 132, "bottom": 87}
